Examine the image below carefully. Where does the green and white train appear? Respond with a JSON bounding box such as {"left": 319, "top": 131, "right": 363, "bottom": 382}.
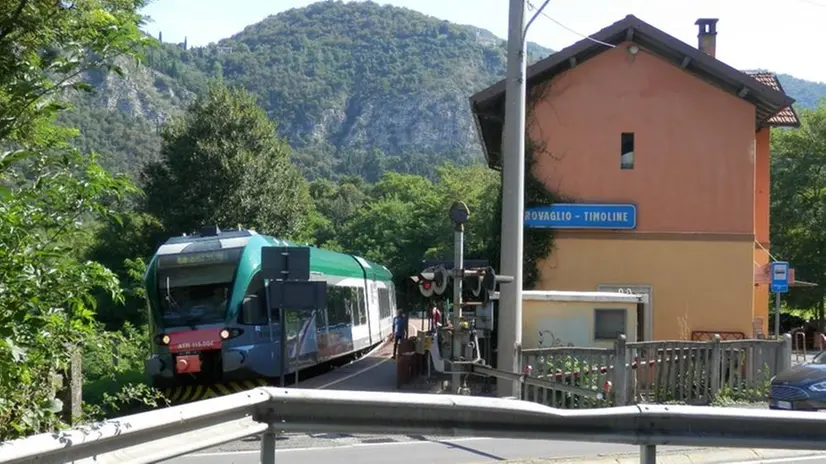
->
{"left": 143, "top": 226, "right": 397, "bottom": 390}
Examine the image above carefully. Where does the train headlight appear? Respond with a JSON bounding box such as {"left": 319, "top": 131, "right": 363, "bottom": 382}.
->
{"left": 220, "top": 329, "right": 231, "bottom": 340}
{"left": 161, "top": 334, "right": 171, "bottom": 345}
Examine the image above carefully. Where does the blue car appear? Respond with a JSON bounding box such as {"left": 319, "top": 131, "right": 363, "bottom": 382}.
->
{"left": 769, "top": 350, "right": 826, "bottom": 411}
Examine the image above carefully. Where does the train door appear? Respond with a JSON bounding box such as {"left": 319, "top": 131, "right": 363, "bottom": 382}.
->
{"left": 349, "top": 282, "right": 370, "bottom": 351}
{"left": 237, "top": 272, "right": 280, "bottom": 378}
{"left": 381, "top": 281, "right": 394, "bottom": 336}
{"left": 366, "top": 277, "right": 382, "bottom": 342}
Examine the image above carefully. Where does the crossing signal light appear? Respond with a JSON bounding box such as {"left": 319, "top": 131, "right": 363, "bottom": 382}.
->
{"left": 462, "top": 274, "right": 484, "bottom": 302}
{"left": 482, "top": 266, "right": 514, "bottom": 294}
{"left": 417, "top": 266, "right": 450, "bottom": 298}
{"left": 419, "top": 279, "right": 434, "bottom": 298}
{"left": 432, "top": 266, "right": 449, "bottom": 296}
{"left": 414, "top": 265, "right": 513, "bottom": 302}
{"left": 464, "top": 266, "right": 515, "bottom": 304}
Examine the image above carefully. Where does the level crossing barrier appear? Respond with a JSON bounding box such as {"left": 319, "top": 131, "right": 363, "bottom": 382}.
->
{"left": 2, "top": 387, "right": 826, "bottom": 464}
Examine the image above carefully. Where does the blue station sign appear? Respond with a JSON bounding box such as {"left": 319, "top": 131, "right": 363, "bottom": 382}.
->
{"left": 770, "top": 261, "right": 789, "bottom": 293}
{"left": 524, "top": 203, "right": 637, "bottom": 230}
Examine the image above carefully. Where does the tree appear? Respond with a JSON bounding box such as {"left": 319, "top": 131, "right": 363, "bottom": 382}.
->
{"left": 141, "top": 83, "right": 313, "bottom": 239}
{"left": 0, "top": 0, "right": 149, "bottom": 437}
{"left": 332, "top": 165, "right": 500, "bottom": 305}
{"left": 0, "top": 0, "right": 152, "bottom": 146}
{"left": 86, "top": 211, "right": 166, "bottom": 328}
{"left": 770, "top": 104, "right": 826, "bottom": 330}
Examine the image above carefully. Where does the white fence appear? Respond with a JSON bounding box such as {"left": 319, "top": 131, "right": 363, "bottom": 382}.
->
{"left": 3, "top": 387, "right": 826, "bottom": 464}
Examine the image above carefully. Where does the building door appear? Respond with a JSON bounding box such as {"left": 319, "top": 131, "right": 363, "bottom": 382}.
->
{"left": 597, "top": 284, "right": 653, "bottom": 341}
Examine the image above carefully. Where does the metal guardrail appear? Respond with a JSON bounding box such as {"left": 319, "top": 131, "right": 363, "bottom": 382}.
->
{"left": 3, "top": 387, "right": 826, "bottom": 464}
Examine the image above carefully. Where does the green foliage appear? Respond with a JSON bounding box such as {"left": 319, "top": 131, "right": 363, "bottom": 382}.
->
{"left": 770, "top": 102, "right": 826, "bottom": 328}
{"left": 87, "top": 213, "right": 163, "bottom": 327}
{"left": 31, "top": 2, "right": 826, "bottom": 188}
{"left": 776, "top": 74, "right": 826, "bottom": 110}
{"left": 166, "top": 0, "right": 523, "bottom": 178}
{"left": 0, "top": 148, "right": 140, "bottom": 437}
{"left": 0, "top": 0, "right": 151, "bottom": 439}
{"left": 313, "top": 164, "right": 500, "bottom": 303}
{"left": 53, "top": 0, "right": 558, "bottom": 183}
{"left": 82, "top": 322, "right": 168, "bottom": 419}
{"left": 141, "top": 82, "right": 313, "bottom": 238}
{"left": 55, "top": 100, "right": 164, "bottom": 177}
{"left": 0, "top": 0, "right": 153, "bottom": 145}
{"left": 522, "top": 82, "right": 561, "bottom": 289}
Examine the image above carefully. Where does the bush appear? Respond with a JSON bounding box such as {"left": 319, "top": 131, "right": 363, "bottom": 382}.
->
{"left": 81, "top": 322, "right": 170, "bottom": 420}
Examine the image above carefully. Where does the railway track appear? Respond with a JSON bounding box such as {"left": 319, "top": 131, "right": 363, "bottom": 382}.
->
{"left": 161, "top": 337, "right": 394, "bottom": 403}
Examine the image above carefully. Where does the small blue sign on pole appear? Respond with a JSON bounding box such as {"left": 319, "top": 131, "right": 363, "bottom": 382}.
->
{"left": 524, "top": 204, "right": 637, "bottom": 230}
{"left": 770, "top": 261, "right": 790, "bottom": 293}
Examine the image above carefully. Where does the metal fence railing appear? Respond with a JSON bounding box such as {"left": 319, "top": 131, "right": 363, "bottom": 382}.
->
{"left": 517, "top": 333, "right": 793, "bottom": 408}
{"left": 2, "top": 386, "right": 826, "bottom": 464}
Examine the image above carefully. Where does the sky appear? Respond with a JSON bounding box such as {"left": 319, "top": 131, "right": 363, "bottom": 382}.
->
{"left": 140, "top": 0, "right": 826, "bottom": 83}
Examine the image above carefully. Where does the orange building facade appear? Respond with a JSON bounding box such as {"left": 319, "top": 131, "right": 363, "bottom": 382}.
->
{"left": 470, "top": 16, "right": 800, "bottom": 341}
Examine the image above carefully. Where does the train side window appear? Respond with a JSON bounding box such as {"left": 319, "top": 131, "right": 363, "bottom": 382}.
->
{"left": 377, "top": 288, "right": 385, "bottom": 319}
{"left": 239, "top": 272, "right": 268, "bottom": 325}
{"left": 326, "top": 285, "right": 349, "bottom": 326}
{"left": 355, "top": 287, "right": 367, "bottom": 325}
{"left": 343, "top": 288, "right": 354, "bottom": 322}
{"left": 378, "top": 287, "right": 390, "bottom": 319}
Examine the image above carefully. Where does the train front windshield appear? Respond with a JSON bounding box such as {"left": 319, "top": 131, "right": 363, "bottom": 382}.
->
{"left": 155, "top": 250, "right": 242, "bottom": 327}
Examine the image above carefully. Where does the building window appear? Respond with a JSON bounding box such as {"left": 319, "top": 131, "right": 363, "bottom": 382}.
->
{"left": 594, "top": 309, "right": 627, "bottom": 340}
{"left": 621, "top": 133, "right": 634, "bottom": 169}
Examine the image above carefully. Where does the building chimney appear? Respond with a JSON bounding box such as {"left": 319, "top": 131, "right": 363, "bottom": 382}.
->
{"left": 695, "top": 18, "right": 718, "bottom": 57}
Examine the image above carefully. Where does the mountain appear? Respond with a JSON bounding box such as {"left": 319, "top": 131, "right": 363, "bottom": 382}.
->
{"left": 60, "top": 0, "right": 826, "bottom": 182}
{"left": 775, "top": 74, "right": 826, "bottom": 109}
{"left": 60, "top": 0, "right": 554, "bottom": 181}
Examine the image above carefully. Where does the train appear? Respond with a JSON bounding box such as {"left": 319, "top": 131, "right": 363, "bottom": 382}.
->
{"left": 143, "top": 226, "right": 398, "bottom": 398}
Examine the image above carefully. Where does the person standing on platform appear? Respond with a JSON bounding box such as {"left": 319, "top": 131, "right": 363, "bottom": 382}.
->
{"left": 392, "top": 310, "right": 408, "bottom": 359}
{"left": 431, "top": 303, "right": 442, "bottom": 329}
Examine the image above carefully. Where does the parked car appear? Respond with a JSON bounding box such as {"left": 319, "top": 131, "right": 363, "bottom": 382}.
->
{"left": 769, "top": 350, "right": 826, "bottom": 411}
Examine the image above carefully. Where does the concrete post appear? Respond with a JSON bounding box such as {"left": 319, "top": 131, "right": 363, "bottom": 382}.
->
{"left": 497, "top": 0, "right": 528, "bottom": 400}
{"left": 613, "top": 334, "right": 628, "bottom": 406}
{"left": 58, "top": 347, "right": 82, "bottom": 425}
{"left": 710, "top": 334, "right": 722, "bottom": 399}
{"left": 779, "top": 333, "right": 792, "bottom": 373}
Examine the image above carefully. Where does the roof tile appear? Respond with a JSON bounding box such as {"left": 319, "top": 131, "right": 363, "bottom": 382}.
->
{"left": 745, "top": 71, "right": 800, "bottom": 127}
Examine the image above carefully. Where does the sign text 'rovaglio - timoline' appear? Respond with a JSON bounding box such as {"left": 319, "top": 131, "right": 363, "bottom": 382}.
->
{"left": 524, "top": 203, "right": 637, "bottom": 230}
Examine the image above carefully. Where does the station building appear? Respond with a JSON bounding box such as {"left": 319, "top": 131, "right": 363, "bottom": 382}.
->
{"left": 470, "top": 16, "right": 800, "bottom": 341}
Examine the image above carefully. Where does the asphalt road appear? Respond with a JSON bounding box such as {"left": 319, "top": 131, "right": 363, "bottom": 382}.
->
{"left": 163, "top": 436, "right": 826, "bottom": 464}
{"left": 166, "top": 436, "right": 684, "bottom": 464}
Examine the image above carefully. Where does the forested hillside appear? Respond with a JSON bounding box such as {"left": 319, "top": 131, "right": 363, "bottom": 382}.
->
{"left": 59, "top": 0, "right": 556, "bottom": 181}
{"left": 775, "top": 73, "right": 826, "bottom": 109}
{"left": 58, "top": 1, "right": 826, "bottom": 183}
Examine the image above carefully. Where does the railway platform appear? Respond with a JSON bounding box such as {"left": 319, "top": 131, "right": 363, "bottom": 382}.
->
{"left": 299, "top": 318, "right": 421, "bottom": 391}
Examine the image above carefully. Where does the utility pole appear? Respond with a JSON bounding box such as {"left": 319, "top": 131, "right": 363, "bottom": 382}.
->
{"left": 449, "top": 201, "right": 469, "bottom": 394}
{"left": 497, "top": 0, "right": 551, "bottom": 398}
